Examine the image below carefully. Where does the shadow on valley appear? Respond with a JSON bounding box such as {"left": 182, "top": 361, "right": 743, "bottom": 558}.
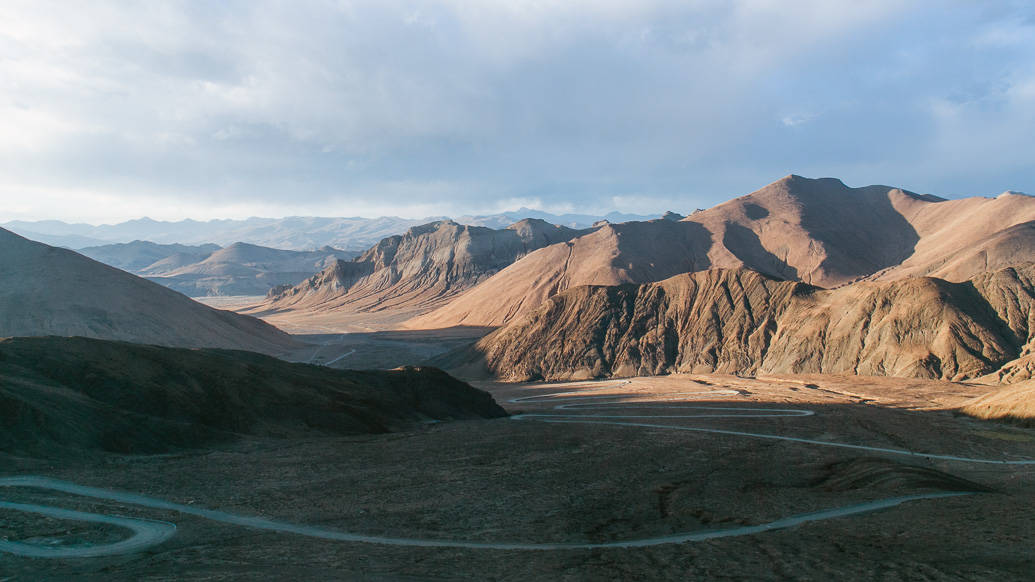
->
{"left": 290, "top": 326, "right": 496, "bottom": 370}
{"left": 0, "top": 336, "right": 505, "bottom": 458}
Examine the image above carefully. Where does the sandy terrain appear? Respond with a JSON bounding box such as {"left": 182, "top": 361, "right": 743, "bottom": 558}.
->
{"left": 3, "top": 373, "right": 1034, "bottom": 579}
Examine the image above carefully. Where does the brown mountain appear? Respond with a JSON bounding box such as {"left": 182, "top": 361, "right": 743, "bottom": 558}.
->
{"left": 443, "top": 265, "right": 1035, "bottom": 383}
{"left": 0, "top": 336, "right": 506, "bottom": 456}
{"left": 251, "top": 218, "right": 585, "bottom": 316}
{"left": 868, "top": 191, "right": 1035, "bottom": 282}
{"left": 409, "top": 218, "right": 713, "bottom": 328}
{"left": 0, "top": 227, "right": 294, "bottom": 354}
{"left": 412, "top": 176, "right": 1035, "bottom": 329}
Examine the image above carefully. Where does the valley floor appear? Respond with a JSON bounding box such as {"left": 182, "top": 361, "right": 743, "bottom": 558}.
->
{"left": 2, "top": 374, "right": 1034, "bottom": 579}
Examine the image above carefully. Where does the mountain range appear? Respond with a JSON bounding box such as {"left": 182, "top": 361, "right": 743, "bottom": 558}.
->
{"left": 4, "top": 174, "right": 1035, "bottom": 393}
{"left": 77, "top": 240, "right": 358, "bottom": 296}
{"left": 3, "top": 209, "right": 654, "bottom": 251}
{"left": 242, "top": 175, "right": 1035, "bottom": 390}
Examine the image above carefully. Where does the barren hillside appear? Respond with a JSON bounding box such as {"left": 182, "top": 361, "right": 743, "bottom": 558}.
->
{"left": 250, "top": 219, "right": 585, "bottom": 317}
{"left": 412, "top": 176, "right": 1035, "bottom": 329}
{"left": 0, "top": 228, "right": 294, "bottom": 354}
{"left": 444, "top": 265, "right": 1035, "bottom": 382}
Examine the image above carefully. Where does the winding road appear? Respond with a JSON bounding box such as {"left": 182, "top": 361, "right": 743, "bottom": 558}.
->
{"left": 2, "top": 380, "right": 1032, "bottom": 558}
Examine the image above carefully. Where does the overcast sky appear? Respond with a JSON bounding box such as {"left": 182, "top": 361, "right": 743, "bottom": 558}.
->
{"left": 1, "top": 1, "right": 1033, "bottom": 223}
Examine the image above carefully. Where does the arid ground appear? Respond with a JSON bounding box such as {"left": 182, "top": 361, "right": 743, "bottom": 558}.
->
{"left": 3, "top": 374, "right": 1034, "bottom": 580}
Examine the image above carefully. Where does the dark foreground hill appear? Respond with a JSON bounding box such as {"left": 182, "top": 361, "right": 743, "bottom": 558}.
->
{"left": 0, "top": 336, "right": 507, "bottom": 457}
{"left": 443, "top": 265, "right": 1035, "bottom": 383}
{"left": 0, "top": 227, "right": 294, "bottom": 354}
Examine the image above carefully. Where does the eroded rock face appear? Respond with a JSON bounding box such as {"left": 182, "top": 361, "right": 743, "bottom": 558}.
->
{"left": 415, "top": 175, "right": 1035, "bottom": 329}
{"left": 259, "top": 219, "right": 586, "bottom": 314}
{"left": 762, "top": 276, "right": 1015, "bottom": 380}
{"left": 454, "top": 265, "right": 1035, "bottom": 383}
{"left": 467, "top": 269, "right": 802, "bottom": 381}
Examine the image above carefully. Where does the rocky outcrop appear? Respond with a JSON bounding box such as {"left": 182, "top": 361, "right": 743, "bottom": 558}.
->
{"left": 460, "top": 269, "right": 801, "bottom": 381}
{"left": 761, "top": 276, "right": 1015, "bottom": 380}
{"left": 449, "top": 265, "right": 1035, "bottom": 382}
{"left": 256, "top": 219, "right": 586, "bottom": 315}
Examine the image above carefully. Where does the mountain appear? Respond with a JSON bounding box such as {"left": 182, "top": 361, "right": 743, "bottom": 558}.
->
{"left": 3, "top": 210, "right": 657, "bottom": 251}
{"left": 142, "top": 242, "right": 357, "bottom": 297}
{"left": 409, "top": 218, "right": 713, "bottom": 328}
{"left": 867, "top": 191, "right": 1035, "bottom": 282}
{"left": 455, "top": 208, "right": 655, "bottom": 229}
{"left": 0, "top": 336, "right": 506, "bottom": 456}
{"left": 78, "top": 240, "right": 220, "bottom": 272}
{"left": 253, "top": 219, "right": 587, "bottom": 316}
{"left": 0, "top": 227, "right": 294, "bottom": 354}
{"left": 4, "top": 230, "right": 110, "bottom": 249}
{"left": 411, "top": 175, "right": 1035, "bottom": 328}
{"left": 442, "top": 265, "right": 1035, "bottom": 383}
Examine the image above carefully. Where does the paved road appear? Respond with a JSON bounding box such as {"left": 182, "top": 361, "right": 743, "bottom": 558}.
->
{"left": 1, "top": 380, "right": 1030, "bottom": 557}
{"left": 0, "top": 499, "right": 176, "bottom": 558}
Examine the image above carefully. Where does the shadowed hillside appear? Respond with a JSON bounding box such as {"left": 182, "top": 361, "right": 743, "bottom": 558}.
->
{"left": 0, "top": 336, "right": 507, "bottom": 456}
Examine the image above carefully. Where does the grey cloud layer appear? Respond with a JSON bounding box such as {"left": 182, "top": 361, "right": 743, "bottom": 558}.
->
{"left": 0, "top": 0, "right": 1032, "bottom": 221}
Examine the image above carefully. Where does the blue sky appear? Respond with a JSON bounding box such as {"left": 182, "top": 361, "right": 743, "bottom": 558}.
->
{"left": 0, "top": 1, "right": 1032, "bottom": 222}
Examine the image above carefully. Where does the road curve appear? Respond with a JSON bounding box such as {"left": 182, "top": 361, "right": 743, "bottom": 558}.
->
{"left": 0, "top": 499, "right": 176, "bottom": 558}
{"left": 0, "top": 476, "right": 971, "bottom": 554}
{"left": 1, "top": 380, "right": 1030, "bottom": 557}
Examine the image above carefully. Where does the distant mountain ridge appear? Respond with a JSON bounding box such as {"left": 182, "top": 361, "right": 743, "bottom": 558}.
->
{"left": 79, "top": 240, "right": 221, "bottom": 272}
{"left": 3, "top": 209, "right": 656, "bottom": 251}
{"left": 77, "top": 240, "right": 357, "bottom": 297}
{"left": 144, "top": 242, "right": 357, "bottom": 297}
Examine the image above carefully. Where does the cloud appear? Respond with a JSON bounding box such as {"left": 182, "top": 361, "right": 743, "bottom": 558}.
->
{"left": 0, "top": 0, "right": 1032, "bottom": 222}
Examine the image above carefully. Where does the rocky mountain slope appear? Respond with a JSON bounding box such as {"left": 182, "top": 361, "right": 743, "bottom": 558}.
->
{"left": 444, "top": 265, "right": 1035, "bottom": 383}
{"left": 0, "top": 228, "right": 294, "bottom": 354}
{"left": 253, "top": 219, "right": 586, "bottom": 316}
{"left": 412, "top": 176, "right": 1035, "bottom": 329}
{"left": 0, "top": 336, "right": 506, "bottom": 456}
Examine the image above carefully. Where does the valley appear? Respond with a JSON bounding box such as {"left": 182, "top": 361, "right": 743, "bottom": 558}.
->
{"left": 3, "top": 375, "right": 1034, "bottom": 579}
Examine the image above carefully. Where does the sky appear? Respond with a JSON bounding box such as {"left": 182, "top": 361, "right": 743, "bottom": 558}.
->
{"left": 0, "top": 0, "right": 1033, "bottom": 223}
